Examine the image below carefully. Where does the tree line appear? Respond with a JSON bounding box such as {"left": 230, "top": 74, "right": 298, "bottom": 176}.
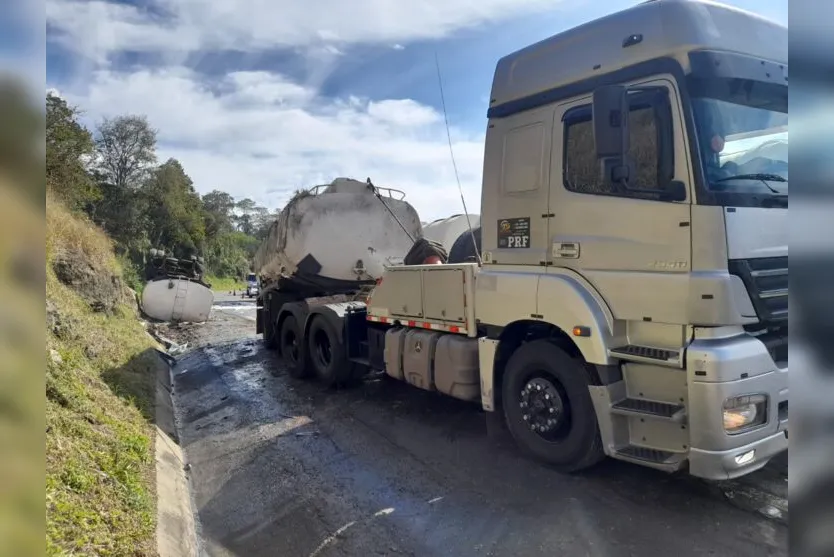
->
{"left": 46, "top": 92, "right": 278, "bottom": 283}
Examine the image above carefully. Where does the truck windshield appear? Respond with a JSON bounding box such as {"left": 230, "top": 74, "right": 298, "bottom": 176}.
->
{"left": 247, "top": 274, "right": 257, "bottom": 282}
{"left": 689, "top": 76, "right": 788, "bottom": 205}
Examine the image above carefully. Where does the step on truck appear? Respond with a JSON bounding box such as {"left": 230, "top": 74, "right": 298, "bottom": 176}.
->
{"left": 258, "top": 0, "right": 789, "bottom": 480}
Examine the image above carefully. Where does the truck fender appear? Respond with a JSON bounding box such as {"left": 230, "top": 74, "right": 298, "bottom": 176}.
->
{"left": 274, "top": 300, "right": 308, "bottom": 328}
{"left": 304, "top": 301, "right": 367, "bottom": 344}
{"left": 479, "top": 272, "right": 621, "bottom": 412}
{"left": 535, "top": 270, "right": 620, "bottom": 365}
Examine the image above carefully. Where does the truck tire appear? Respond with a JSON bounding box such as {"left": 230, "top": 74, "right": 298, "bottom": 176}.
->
{"left": 306, "top": 315, "right": 352, "bottom": 388}
{"left": 502, "top": 339, "right": 604, "bottom": 473}
{"left": 280, "top": 315, "right": 310, "bottom": 378}
{"left": 262, "top": 307, "right": 278, "bottom": 349}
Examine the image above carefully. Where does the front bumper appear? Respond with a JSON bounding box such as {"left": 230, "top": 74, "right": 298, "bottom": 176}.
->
{"left": 686, "top": 327, "right": 788, "bottom": 480}
{"left": 689, "top": 429, "right": 788, "bottom": 480}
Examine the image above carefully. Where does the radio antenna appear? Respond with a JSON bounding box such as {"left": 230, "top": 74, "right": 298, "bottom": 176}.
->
{"left": 434, "top": 51, "right": 481, "bottom": 265}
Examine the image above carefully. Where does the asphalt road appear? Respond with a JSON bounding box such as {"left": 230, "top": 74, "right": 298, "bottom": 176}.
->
{"left": 167, "top": 293, "right": 788, "bottom": 557}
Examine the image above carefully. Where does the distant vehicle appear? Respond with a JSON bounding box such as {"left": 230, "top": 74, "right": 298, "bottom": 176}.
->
{"left": 245, "top": 273, "right": 259, "bottom": 298}
{"left": 141, "top": 249, "right": 213, "bottom": 323}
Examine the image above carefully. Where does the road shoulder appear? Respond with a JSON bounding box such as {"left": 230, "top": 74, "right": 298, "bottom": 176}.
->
{"left": 154, "top": 350, "right": 199, "bottom": 557}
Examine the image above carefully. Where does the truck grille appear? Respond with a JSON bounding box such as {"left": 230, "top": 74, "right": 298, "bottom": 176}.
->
{"left": 729, "top": 256, "right": 788, "bottom": 326}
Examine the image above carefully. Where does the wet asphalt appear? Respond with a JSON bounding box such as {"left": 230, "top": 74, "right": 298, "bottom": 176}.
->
{"left": 168, "top": 294, "right": 788, "bottom": 557}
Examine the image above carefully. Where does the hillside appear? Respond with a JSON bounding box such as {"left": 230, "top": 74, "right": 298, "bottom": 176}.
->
{"left": 46, "top": 194, "right": 162, "bottom": 556}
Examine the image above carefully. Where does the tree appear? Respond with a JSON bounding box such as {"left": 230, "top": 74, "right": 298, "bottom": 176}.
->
{"left": 252, "top": 207, "right": 276, "bottom": 241}
{"left": 143, "top": 159, "right": 206, "bottom": 256}
{"left": 233, "top": 198, "right": 276, "bottom": 238}
{"left": 45, "top": 93, "right": 98, "bottom": 209}
{"left": 203, "top": 231, "right": 256, "bottom": 279}
{"left": 95, "top": 115, "right": 157, "bottom": 189}
{"left": 233, "top": 198, "right": 258, "bottom": 235}
{"left": 202, "top": 190, "right": 236, "bottom": 237}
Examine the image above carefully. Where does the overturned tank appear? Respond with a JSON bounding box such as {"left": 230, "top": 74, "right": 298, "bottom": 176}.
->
{"left": 141, "top": 249, "right": 214, "bottom": 323}
{"left": 254, "top": 178, "right": 423, "bottom": 297}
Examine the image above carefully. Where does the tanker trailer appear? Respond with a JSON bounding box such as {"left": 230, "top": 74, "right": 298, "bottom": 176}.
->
{"left": 255, "top": 177, "right": 423, "bottom": 382}
{"left": 421, "top": 214, "right": 480, "bottom": 254}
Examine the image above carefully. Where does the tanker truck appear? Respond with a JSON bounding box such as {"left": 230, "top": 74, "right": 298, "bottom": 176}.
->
{"left": 258, "top": 0, "right": 788, "bottom": 480}
{"left": 255, "top": 177, "right": 436, "bottom": 382}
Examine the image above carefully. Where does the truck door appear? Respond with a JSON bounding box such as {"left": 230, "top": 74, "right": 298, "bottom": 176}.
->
{"left": 546, "top": 78, "right": 693, "bottom": 324}
{"left": 481, "top": 104, "right": 554, "bottom": 267}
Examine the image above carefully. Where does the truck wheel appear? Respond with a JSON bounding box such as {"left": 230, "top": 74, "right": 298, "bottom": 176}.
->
{"left": 280, "top": 316, "right": 310, "bottom": 378}
{"left": 263, "top": 308, "right": 278, "bottom": 350}
{"left": 307, "top": 316, "right": 351, "bottom": 388}
{"left": 502, "top": 339, "right": 604, "bottom": 472}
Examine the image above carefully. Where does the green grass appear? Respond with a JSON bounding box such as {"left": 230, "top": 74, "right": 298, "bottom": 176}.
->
{"left": 46, "top": 196, "right": 159, "bottom": 556}
{"left": 117, "top": 254, "right": 145, "bottom": 296}
{"left": 205, "top": 274, "right": 246, "bottom": 292}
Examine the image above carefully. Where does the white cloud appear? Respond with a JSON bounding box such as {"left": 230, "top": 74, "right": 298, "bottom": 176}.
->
{"left": 367, "top": 99, "right": 441, "bottom": 127}
{"left": 47, "top": 0, "right": 567, "bottom": 221}
{"left": 61, "top": 67, "right": 484, "bottom": 221}
{"left": 226, "top": 71, "right": 314, "bottom": 106}
{"left": 46, "top": 0, "right": 557, "bottom": 61}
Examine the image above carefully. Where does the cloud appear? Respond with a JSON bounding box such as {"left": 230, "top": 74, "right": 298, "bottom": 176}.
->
{"left": 60, "top": 67, "right": 483, "bottom": 220}
{"left": 45, "top": 0, "right": 569, "bottom": 221}
{"left": 46, "top": 0, "right": 557, "bottom": 61}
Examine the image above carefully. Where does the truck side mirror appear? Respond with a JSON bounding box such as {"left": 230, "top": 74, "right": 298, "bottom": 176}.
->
{"left": 592, "top": 85, "right": 630, "bottom": 159}
{"left": 592, "top": 85, "right": 631, "bottom": 185}
{"left": 665, "top": 180, "right": 687, "bottom": 202}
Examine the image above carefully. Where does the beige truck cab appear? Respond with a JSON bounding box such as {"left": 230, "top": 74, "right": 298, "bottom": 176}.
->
{"left": 271, "top": 0, "right": 789, "bottom": 481}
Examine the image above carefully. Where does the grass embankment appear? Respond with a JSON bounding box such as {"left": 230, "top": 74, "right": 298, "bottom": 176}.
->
{"left": 46, "top": 197, "right": 160, "bottom": 556}
{"left": 204, "top": 274, "right": 245, "bottom": 292}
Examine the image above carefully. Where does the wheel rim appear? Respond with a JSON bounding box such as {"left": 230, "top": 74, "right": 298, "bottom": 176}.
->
{"left": 282, "top": 328, "right": 299, "bottom": 362}
{"left": 518, "top": 375, "right": 571, "bottom": 441}
{"left": 312, "top": 328, "right": 332, "bottom": 369}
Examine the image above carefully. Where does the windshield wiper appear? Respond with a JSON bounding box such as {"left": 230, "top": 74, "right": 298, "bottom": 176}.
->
{"left": 714, "top": 173, "right": 787, "bottom": 195}
{"left": 713, "top": 174, "right": 788, "bottom": 197}
{"left": 715, "top": 173, "right": 787, "bottom": 183}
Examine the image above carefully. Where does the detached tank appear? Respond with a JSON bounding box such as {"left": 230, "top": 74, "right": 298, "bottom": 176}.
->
{"left": 141, "top": 249, "right": 214, "bottom": 323}
{"left": 254, "top": 178, "right": 423, "bottom": 297}
{"left": 421, "top": 214, "right": 481, "bottom": 258}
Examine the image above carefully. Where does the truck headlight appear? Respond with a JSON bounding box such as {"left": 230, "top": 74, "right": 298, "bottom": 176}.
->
{"left": 723, "top": 394, "right": 768, "bottom": 433}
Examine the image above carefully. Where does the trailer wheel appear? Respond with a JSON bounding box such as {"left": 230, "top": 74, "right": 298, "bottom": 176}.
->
{"left": 280, "top": 316, "right": 310, "bottom": 378}
{"left": 307, "top": 316, "right": 351, "bottom": 388}
{"left": 262, "top": 307, "right": 278, "bottom": 349}
{"left": 502, "top": 339, "right": 604, "bottom": 472}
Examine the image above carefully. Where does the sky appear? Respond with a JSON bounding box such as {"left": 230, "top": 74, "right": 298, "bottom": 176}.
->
{"left": 44, "top": 0, "right": 787, "bottom": 221}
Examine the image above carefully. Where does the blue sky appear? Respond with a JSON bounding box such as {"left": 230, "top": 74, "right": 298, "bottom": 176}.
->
{"left": 45, "top": 0, "right": 787, "bottom": 220}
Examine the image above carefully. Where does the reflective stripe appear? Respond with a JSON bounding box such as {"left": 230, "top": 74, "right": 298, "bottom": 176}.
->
{"left": 367, "top": 314, "right": 466, "bottom": 335}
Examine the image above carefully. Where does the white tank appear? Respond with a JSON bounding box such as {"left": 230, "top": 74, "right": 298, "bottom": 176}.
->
{"left": 141, "top": 278, "right": 214, "bottom": 323}
{"left": 254, "top": 178, "right": 422, "bottom": 287}
{"left": 421, "top": 214, "right": 481, "bottom": 253}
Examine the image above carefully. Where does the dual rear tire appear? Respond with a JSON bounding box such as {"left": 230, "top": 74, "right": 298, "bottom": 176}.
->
{"left": 279, "top": 314, "right": 361, "bottom": 387}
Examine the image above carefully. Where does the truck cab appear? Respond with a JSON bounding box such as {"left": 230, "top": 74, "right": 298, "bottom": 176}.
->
{"left": 473, "top": 0, "right": 788, "bottom": 479}
{"left": 268, "top": 0, "right": 788, "bottom": 481}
